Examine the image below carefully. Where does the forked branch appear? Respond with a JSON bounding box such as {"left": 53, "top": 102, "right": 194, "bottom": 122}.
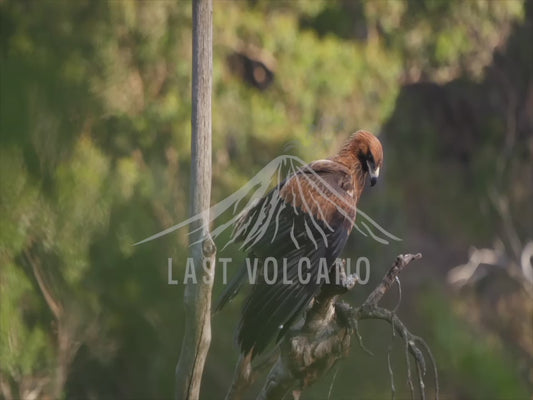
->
{"left": 226, "top": 253, "right": 439, "bottom": 400}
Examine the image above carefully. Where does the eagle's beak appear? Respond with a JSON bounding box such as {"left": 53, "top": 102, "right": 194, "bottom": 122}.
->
{"left": 367, "top": 161, "right": 380, "bottom": 186}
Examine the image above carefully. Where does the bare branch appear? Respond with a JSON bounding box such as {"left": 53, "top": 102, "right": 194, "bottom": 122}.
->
{"left": 175, "top": 0, "right": 215, "bottom": 399}
{"left": 361, "top": 253, "right": 422, "bottom": 308}
{"left": 23, "top": 248, "right": 85, "bottom": 399}
{"left": 227, "top": 253, "right": 439, "bottom": 400}
{"left": 404, "top": 330, "right": 415, "bottom": 399}
{"left": 24, "top": 249, "right": 62, "bottom": 320}
{"left": 387, "top": 342, "right": 396, "bottom": 400}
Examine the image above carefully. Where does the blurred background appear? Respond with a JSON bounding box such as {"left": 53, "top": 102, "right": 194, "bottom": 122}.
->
{"left": 1, "top": 0, "right": 532, "bottom": 399}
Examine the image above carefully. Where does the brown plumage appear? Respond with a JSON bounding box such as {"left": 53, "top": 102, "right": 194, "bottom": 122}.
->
{"left": 216, "top": 130, "right": 384, "bottom": 358}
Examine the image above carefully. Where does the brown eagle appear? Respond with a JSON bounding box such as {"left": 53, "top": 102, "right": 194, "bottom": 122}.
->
{"left": 216, "top": 130, "right": 384, "bottom": 359}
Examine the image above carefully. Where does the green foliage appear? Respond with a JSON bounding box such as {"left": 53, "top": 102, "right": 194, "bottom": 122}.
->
{"left": 0, "top": 0, "right": 529, "bottom": 398}
{"left": 0, "top": 262, "right": 52, "bottom": 378}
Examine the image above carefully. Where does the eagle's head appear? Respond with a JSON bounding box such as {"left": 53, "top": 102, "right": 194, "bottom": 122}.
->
{"left": 354, "top": 130, "right": 383, "bottom": 186}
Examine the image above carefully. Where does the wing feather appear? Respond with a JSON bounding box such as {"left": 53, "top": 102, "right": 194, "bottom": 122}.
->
{"left": 228, "top": 159, "right": 357, "bottom": 357}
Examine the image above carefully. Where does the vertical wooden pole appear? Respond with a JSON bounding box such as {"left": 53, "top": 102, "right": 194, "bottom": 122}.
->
{"left": 175, "top": 0, "right": 215, "bottom": 399}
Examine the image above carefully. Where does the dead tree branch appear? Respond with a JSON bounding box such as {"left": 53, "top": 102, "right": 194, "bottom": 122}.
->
{"left": 175, "top": 0, "right": 215, "bottom": 399}
{"left": 23, "top": 248, "right": 87, "bottom": 400}
{"left": 227, "top": 253, "right": 439, "bottom": 400}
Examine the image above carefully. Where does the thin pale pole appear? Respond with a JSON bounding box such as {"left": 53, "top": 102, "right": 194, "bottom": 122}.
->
{"left": 175, "top": 0, "right": 215, "bottom": 399}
